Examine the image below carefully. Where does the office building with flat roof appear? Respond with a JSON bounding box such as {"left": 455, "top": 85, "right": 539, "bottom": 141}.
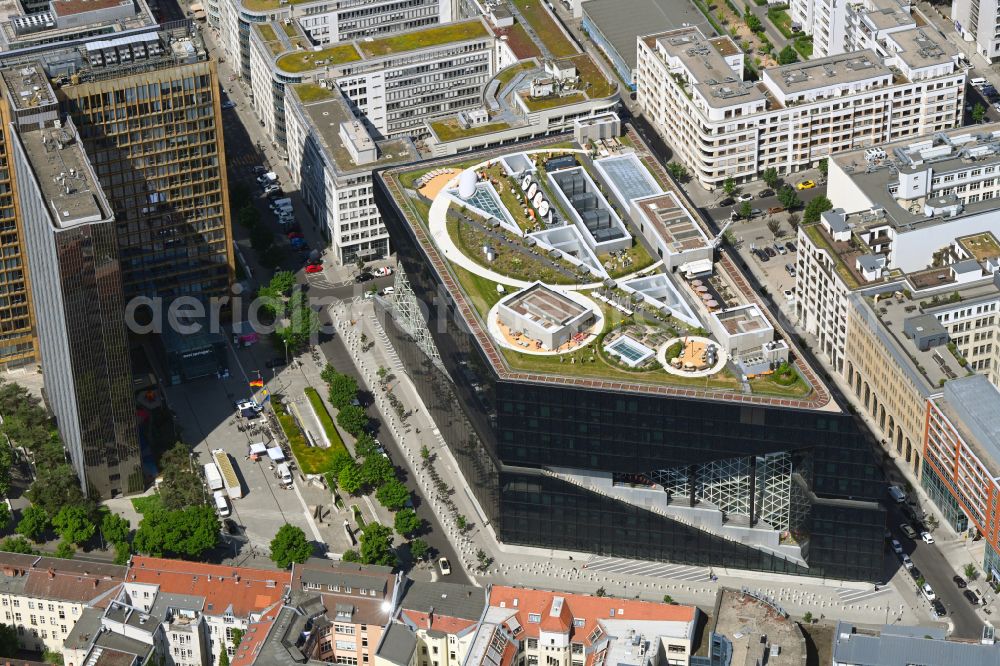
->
{"left": 951, "top": 0, "right": 1000, "bottom": 63}
{"left": 635, "top": 24, "right": 964, "bottom": 189}
{"left": 5, "top": 64, "right": 141, "bottom": 499}
{"left": 832, "top": 621, "right": 1000, "bottom": 665}
{"left": 373, "top": 135, "right": 888, "bottom": 582}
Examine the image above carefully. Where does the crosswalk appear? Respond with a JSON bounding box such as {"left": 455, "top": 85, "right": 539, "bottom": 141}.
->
{"left": 305, "top": 272, "right": 348, "bottom": 290}
{"left": 836, "top": 586, "right": 889, "bottom": 604}
{"left": 585, "top": 556, "right": 711, "bottom": 582}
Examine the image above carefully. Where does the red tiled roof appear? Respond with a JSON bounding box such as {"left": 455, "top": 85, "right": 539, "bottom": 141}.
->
{"left": 401, "top": 610, "right": 478, "bottom": 635}
{"left": 127, "top": 557, "right": 290, "bottom": 618}
{"left": 0, "top": 553, "right": 126, "bottom": 606}
{"left": 231, "top": 611, "right": 279, "bottom": 666}
{"left": 487, "top": 587, "right": 695, "bottom": 647}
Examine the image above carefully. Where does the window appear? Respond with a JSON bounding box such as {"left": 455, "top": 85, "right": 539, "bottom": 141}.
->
{"left": 572, "top": 619, "right": 584, "bottom": 628}
{"left": 527, "top": 614, "right": 541, "bottom": 623}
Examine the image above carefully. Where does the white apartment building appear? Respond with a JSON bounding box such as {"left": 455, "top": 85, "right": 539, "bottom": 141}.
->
{"left": 0, "top": 553, "right": 125, "bottom": 655}
{"left": 635, "top": 25, "right": 965, "bottom": 190}
{"left": 285, "top": 83, "right": 419, "bottom": 265}
{"left": 248, "top": 17, "right": 495, "bottom": 151}
{"left": 791, "top": 0, "right": 916, "bottom": 58}
{"left": 952, "top": 0, "right": 1000, "bottom": 63}
{"left": 219, "top": 0, "right": 461, "bottom": 83}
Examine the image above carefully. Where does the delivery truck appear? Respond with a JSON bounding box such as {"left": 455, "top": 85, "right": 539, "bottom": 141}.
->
{"left": 203, "top": 462, "right": 224, "bottom": 491}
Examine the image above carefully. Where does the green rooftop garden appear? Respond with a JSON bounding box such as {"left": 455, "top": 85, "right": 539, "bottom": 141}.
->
{"left": 255, "top": 23, "right": 277, "bottom": 43}
{"left": 503, "top": 22, "right": 542, "bottom": 59}
{"left": 495, "top": 60, "right": 537, "bottom": 91}
{"left": 358, "top": 20, "right": 489, "bottom": 58}
{"left": 430, "top": 118, "right": 512, "bottom": 142}
{"left": 517, "top": 0, "right": 577, "bottom": 58}
{"left": 278, "top": 43, "right": 362, "bottom": 73}
{"left": 521, "top": 91, "right": 586, "bottom": 112}
{"left": 242, "top": 0, "right": 313, "bottom": 12}
{"left": 803, "top": 223, "right": 860, "bottom": 289}
{"left": 294, "top": 82, "right": 336, "bottom": 103}
{"left": 281, "top": 21, "right": 298, "bottom": 37}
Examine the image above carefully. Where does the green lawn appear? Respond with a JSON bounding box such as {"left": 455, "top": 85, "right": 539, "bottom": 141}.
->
{"left": 278, "top": 43, "right": 361, "bottom": 73}
{"left": 793, "top": 34, "right": 813, "bottom": 59}
{"left": 748, "top": 366, "right": 812, "bottom": 398}
{"left": 359, "top": 21, "right": 489, "bottom": 58}
{"left": 293, "top": 83, "right": 336, "bottom": 103}
{"left": 450, "top": 263, "right": 510, "bottom": 317}
{"left": 521, "top": 91, "right": 586, "bottom": 112}
{"left": 281, "top": 21, "right": 297, "bottom": 37}
{"left": 495, "top": 60, "right": 537, "bottom": 90}
{"left": 304, "top": 387, "right": 350, "bottom": 458}
{"left": 131, "top": 495, "right": 163, "bottom": 515}
{"left": 273, "top": 397, "right": 338, "bottom": 475}
{"left": 767, "top": 7, "right": 794, "bottom": 39}
{"left": 448, "top": 215, "right": 578, "bottom": 284}
{"left": 431, "top": 119, "right": 512, "bottom": 142}
{"left": 518, "top": 0, "right": 577, "bottom": 57}
{"left": 571, "top": 54, "right": 616, "bottom": 99}
{"left": 503, "top": 22, "right": 542, "bottom": 59}
{"left": 255, "top": 23, "right": 277, "bottom": 43}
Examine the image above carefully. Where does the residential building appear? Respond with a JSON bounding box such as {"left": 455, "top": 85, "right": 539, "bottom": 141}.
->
{"left": 790, "top": 0, "right": 941, "bottom": 60}
{"left": 464, "top": 586, "right": 700, "bottom": 666}
{"left": 951, "top": 0, "right": 1000, "bottom": 63}
{"left": 396, "top": 580, "right": 485, "bottom": 666}
{"left": 5, "top": 64, "right": 141, "bottom": 499}
{"left": 832, "top": 621, "right": 1000, "bottom": 664}
{"left": 922, "top": 375, "right": 1000, "bottom": 581}
{"left": 283, "top": 82, "right": 418, "bottom": 265}
{"left": 374, "top": 135, "right": 888, "bottom": 582}
{"left": 0, "top": 552, "right": 125, "bottom": 655}
{"left": 635, "top": 24, "right": 964, "bottom": 190}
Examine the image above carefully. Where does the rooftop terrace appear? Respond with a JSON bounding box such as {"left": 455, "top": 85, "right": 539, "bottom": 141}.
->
{"left": 379, "top": 135, "right": 834, "bottom": 409}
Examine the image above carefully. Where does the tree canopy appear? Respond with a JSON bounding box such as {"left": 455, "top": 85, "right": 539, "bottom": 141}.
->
{"left": 0, "top": 623, "right": 18, "bottom": 657}
{"left": 270, "top": 523, "right": 313, "bottom": 568}
{"left": 375, "top": 479, "right": 410, "bottom": 511}
{"left": 336, "top": 405, "right": 368, "bottom": 436}
{"left": 16, "top": 505, "right": 49, "bottom": 541}
{"left": 326, "top": 372, "right": 359, "bottom": 411}
{"left": 133, "top": 505, "right": 219, "bottom": 559}
{"left": 803, "top": 196, "right": 833, "bottom": 224}
{"left": 359, "top": 523, "right": 396, "bottom": 567}
{"left": 393, "top": 508, "right": 421, "bottom": 538}
{"left": 338, "top": 463, "right": 364, "bottom": 495}
{"left": 101, "top": 512, "right": 131, "bottom": 545}
{"left": 361, "top": 454, "right": 395, "bottom": 488}
{"left": 158, "top": 442, "right": 205, "bottom": 510}
{"left": 777, "top": 45, "right": 798, "bottom": 65}
{"left": 52, "top": 505, "right": 96, "bottom": 546}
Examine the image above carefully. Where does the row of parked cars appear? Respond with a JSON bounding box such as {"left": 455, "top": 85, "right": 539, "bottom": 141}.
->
{"left": 752, "top": 240, "right": 796, "bottom": 263}
{"left": 252, "top": 167, "right": 323, "bottom": 274}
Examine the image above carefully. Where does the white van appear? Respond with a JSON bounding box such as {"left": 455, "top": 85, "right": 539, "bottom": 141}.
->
{"left": 971, "top": 77, "right": 988, "bottom": 87}
{"left": 213, "top": 490, "right": 231, "bottom": 517}
{"left": 277, "top": 462, "right": 292, "bottom": 485}
{"left": 888, "top": 485, "right": 906, "bottom": 504}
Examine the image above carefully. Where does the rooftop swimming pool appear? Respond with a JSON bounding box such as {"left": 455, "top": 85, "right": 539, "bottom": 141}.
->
{"left": 605, "top": 335, "right": 655, "bottom": 367}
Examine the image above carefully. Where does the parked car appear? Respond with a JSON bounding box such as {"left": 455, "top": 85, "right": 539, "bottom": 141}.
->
{"left": 265, "top": 358, "right": 286, "bottom": 369}
{"left": 964, "top": 589, "right": 980, "bottom": 604}
{"left": 756, "top": 249, "right": 769, "bottom": 262}
{"left": 953, "top": 575, "right": 967, "bottom": 589}
{"left": 920, "top": 531, "right": 935, "bottom": 544}
{"left": 909, "top": 566, "right": 922, "bottom": 581}
{"left": 438, "top": 557, "right": 452, "bottom": 575}
{"left": 263, "top": 185, "right": 281, "bottom": 196}
{"left": 372, "top": 266, "right": 393, "bottom": 277}
{"left": 796, "top": 180, "right": 817, "bottom": 190}
{"left": 931, "top": 600, "right": 946, "bottom": 617}
{"left": 764, "top": 246, "right": 777, "bottom": 257}
{"left": 785, "top": 241, "right": 797, "bottom": 253}
{"left": 287, "top": 232, "right": 304, "bottom": 240}
{"left": 251, "top": 166, "right": 268, "bottom": 175}
{"left": 759, "top": 189, "right": 775, "bottom": 198}
{"left": 900, "top": 523, "right": 917, "bottom": 539}
{"left": 267, "top": 189, "right": 286, "bottom": 201}
{"left": 736, "top": 193, "right": 754, "bottom": 202}
{"left": 890, "top": 538, "right": 903, "bottom": 554}
{"left": 921, "top": 583, "right": 936, "bottom": 601}
{"left": 782, "top": 289, "right": 794, "bottom": 302}
{"left": 784, "top": 263, "right": 796, "bottom": 277}
{"left": 750, "top": 208, "right": 763, "bottom": 218}
{"left": 775, "top": 243, "right": 787, "bottom": 255}
{"left": 381, "top": 286, "right": 395, "bottom": 296}
{"left": 222, "top": 100, "right": 236, "bottom": 109}
{"left": 767, "top": 206, "right": 785, "bottom": 215}
{"left": 719, "top": 197, "right": 735, "bottom": 207}
{"left": 899, "top": 553, "right": 914, "bottom": 569}
{"left": 355, "top": 272, "right": 373, "bottom": 283}
{"left": 305, "top": 264, "right": 323, "bottom": 274}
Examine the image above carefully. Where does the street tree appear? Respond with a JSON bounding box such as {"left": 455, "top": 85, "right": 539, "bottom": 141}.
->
{"left": 0, "top": 446, "right": 12, "bottom": 498}
{"left": 666, "top": 162, "right": 689, "bottom": 182}
{"left": 342, "top": 549, "right": 361, "bottom": 562}
{"left": 787, "top": 213, "right": 800, "bottom": 229}
{"left": 777, "top": 45, "right": 798, "bottom": 65}
{"left": 393, "top": 508, "right": 422, "bottom": 538}
{"left": 327, "top": 373, "right": 359, "bottom": 410}
{"left": 761, "top": 167, "right": 780, "bottom": 189}
{"left": 766, "top": 219, "right": 783, "bottom": 239}
{"left": 277, "top": 291, "right": 320, "bottom": 352}
{"left": 158, "top": 442, "right": 205, "bottom": 510}
{"left": 973, "top": 103, "right": 987, "bottom": 124}
{"left": 0, "top": 536, "right": 34, "bottom": 554}
{"left": 28, "top": 454, "right": 86, "bottom": 517}
{"left": 376, "top": 479, "right": 410, "bottom": 511}
{"left": 722, "top": 178, "right": 737, "bottom": 197}
{"left": 113, "top": 541, "right": 132, "bottom": 566}
{"left": 53, "top": 539, "right": 75, "bottom": 559}
{"left": 133, "top": 505, "right": 219, "bottom": 559}
{"left": 327, "top": 450, "right": 355, "bottom": 477}
{"left": 738, "top": 201, "right": 753, "bottom": 220}
{"left": 803, "top": 196, "right": 833, "bottom": 224}
{"left": 269, "top": 523, "right": 313, "bottom": 568}
{"left": 361, "top": 454, "right": 395, "bottom": 488}
{"left": 746, "top": 13, "right": 762, "bottom": 33}
{"left": 337, "top": 463, "right": 364, "bottom": 495}
{"left": 359, "top": 523, "right": 396, "bottom": 566}
{"left": 777, "top": 186, "right": 800, "bottom": 210}
{"left": 100, "top": 512, "right": 131, "bottom": 546}
{"left": 817, "top": 158, "right": 829, "bottom": 178}
{"left": 354, "top": 433, "right": 378, "bottom": 459}
{"left": 16, "top": 505, "right": 49, "bottom": 541}
{"left": 336, "top": 405, "right": 368, "bottom": 436}
{"left": 52, "top": 505, "right": 96, "bottom": 546}
{"left": 0, "top": 623, "right": 17, "bottom": 657}
{"left": 409, "top": 538, "right": 429, "bottom": 561}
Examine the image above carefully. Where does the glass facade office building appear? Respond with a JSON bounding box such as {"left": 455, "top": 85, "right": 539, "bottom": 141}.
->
{"left": 374, "top": 168, "right": 887, "bottom": 582}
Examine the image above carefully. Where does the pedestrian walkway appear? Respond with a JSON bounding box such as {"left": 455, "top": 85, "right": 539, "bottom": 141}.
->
{"left": 585, "top": 557, "right": 710, "bottom": 582}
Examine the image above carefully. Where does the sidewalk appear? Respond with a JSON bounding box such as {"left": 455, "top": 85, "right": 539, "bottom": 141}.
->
{"left": 327, "top": 297, "right": 927, "bottom": 626}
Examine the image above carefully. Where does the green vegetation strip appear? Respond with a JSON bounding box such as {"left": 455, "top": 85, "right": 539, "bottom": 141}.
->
{"left": 804, "top": 224, "right": 859, "bottom": 289}
{"left": 359, "top": 21, "right": 489, "bottom": 58}
{"left": 131, "top": 495, "right": 164, "bottom": 515}
{"left": 273, "top": 397, "right": 337, "bottom": 475}
{"left": 518, "top": 0, "right": 577, "bottom": 58}
{"left": 431, "top": 119, "right": 512, "bottom": 142}
{"left": 278, "top": 43, "right": 361, "bottom": 73}
{"left": 304, "top": 387, "right": 350, "bottom": 458}
{"left": 294, "top": 83, "right": 336, "bottom": 104}
{"left": 767, "top": 8, "right": 794, "bottom": 39}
